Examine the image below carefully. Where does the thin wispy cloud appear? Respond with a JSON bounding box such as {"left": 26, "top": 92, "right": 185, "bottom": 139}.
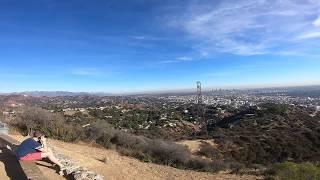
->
{"left": 159, "top": 56, "right": 195, "bottom": 64}
{"left": 129, "top": 35, "right": 166, "bottom": 41}
{"left": 297, "top": 32, "right": 320, "bottom": 40}
{"left": 313, "top": 16, "right": 320, "bottom": 27}
{"left": 167, "top": 0, "right": 320, "bottom": 56}
{"left": 176, "top": 56, "right": 193, "bottom": 61}
{"left": 130, "top": 36, "right": 149, "bottom": 40}
{"left": 71, "top": 68, "right": 114, "bottom": 77}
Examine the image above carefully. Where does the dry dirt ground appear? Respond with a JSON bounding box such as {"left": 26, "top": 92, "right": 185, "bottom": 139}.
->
{"left": 0, "top": 134, "right": 262, "bottom": 180}
{"left": 177, "top": 140, "right": 218, "bottom": 153}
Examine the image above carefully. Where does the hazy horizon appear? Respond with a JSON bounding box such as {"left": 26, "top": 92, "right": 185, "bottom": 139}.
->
{"left": 1, "top": 83, "right": 320, "bottom": 95}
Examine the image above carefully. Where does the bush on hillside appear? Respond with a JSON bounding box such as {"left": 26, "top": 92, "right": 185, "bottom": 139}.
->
{"left": 260, "top": 103, "right": 289, "bottom": 116}
{"left": 197, "top": 141, "right": 223, "bottom": 160}
{"left": 267, "top": 162, "right": 320, "bottom": 180}
{"left": 13, "top": 107, "right": 83, "bottom": 141}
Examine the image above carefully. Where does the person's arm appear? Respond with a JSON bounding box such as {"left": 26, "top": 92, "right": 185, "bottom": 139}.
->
{"left": 35, "top": 136, "right": 48, "bottom": 152}
{"left": 41, "top": 136, "right": 48, "bottom": 152}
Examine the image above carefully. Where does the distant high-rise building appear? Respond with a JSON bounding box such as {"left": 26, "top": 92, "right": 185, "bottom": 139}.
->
{"left": 196, "top": 81, "right": 202, "bottom": 105}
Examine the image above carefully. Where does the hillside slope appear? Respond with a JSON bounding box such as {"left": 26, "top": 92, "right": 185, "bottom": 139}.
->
{"left": 210, "top": 104, "right": 320, "bottom": 165}
{"left": 5, "top": 134, "right": 261, "bottom": 180}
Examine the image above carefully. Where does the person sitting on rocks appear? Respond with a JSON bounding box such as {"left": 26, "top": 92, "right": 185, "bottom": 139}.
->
{"left": 15, "top": 130, "right": 64, "bottom": 172}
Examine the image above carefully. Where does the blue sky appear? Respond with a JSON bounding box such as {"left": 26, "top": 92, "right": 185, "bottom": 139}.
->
{"left": 1, "top": 0, "right": 320, "bottom": 93}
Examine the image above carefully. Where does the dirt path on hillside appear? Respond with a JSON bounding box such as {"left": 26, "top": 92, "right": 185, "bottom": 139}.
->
{"left": 7, "top": 135, "right": 262, "bottom": 180}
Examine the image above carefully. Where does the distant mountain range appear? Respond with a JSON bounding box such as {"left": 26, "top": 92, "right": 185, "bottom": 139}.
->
{"left": 0, "top": 91, "right": 112, "bottom": 97}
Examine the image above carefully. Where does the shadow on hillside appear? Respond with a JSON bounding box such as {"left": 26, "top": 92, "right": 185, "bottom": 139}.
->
{"left": 0, "top": 147, "right": 27, "bottom": 180}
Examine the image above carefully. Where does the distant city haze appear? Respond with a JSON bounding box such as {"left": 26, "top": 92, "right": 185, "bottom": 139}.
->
{"left": 1, "top": 0, "right": 320, "bottom": 93}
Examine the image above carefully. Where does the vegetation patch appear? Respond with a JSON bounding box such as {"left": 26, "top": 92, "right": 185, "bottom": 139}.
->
{"left": 9, "top": 107, "right": 230, "bottom": 173}
{"left": 266, "top": 162, "right": 320, "bottom": 180}
{"left": 210, "top": 104, "right": 320, "bottom": 165}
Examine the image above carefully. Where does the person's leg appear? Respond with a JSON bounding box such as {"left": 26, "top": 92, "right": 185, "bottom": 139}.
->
{"left": 41, "top": 149, "right": 63, "bottom": 169}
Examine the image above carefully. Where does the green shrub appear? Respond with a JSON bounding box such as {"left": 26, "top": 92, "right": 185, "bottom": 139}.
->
{"left": 269, "top": 162, "right": 320, "bottom": 180}
{"left": 261, "top": 103, "right": 288, "bottom": 115}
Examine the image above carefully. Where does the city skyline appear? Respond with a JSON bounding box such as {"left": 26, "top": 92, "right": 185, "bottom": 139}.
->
{"left": 1, "top": 0, "right": 320, "bottom": 93}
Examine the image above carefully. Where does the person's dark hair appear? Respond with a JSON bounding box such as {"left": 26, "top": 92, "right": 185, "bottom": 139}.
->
{"left": 33, "top": 130, "right": 44, "bottom": 138}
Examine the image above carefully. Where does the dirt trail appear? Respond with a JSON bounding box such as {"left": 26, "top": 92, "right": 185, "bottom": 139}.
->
{"left": 2, "top": 135, "right": 262, "bottom": 180}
